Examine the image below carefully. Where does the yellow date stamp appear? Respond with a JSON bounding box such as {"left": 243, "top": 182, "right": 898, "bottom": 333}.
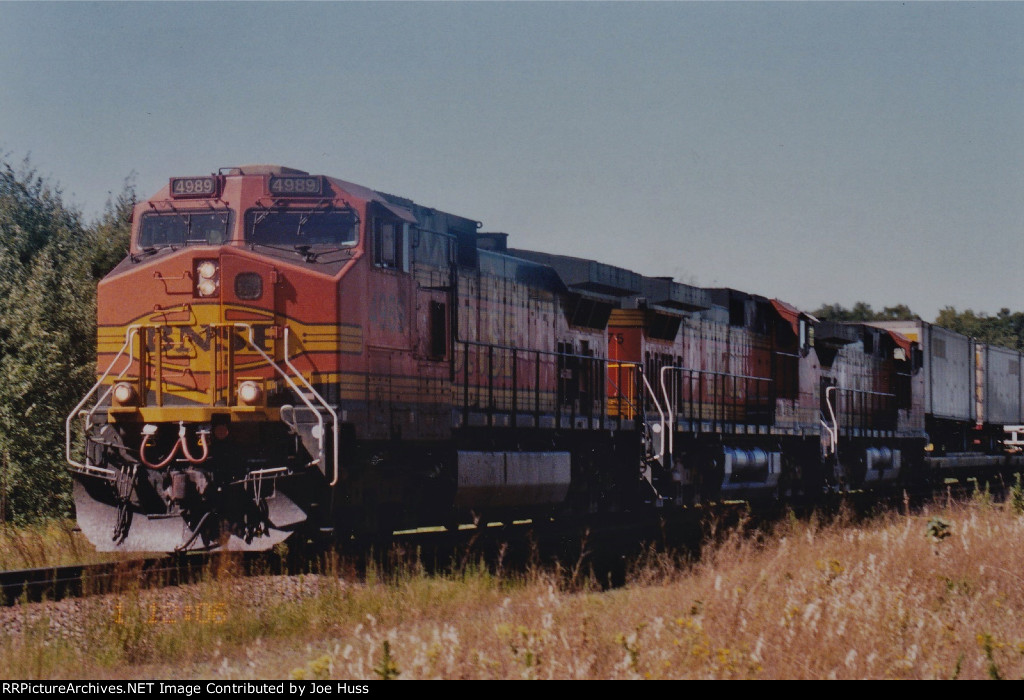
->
{"left": 113, "top": 600, "right": 228, "bottom": 625}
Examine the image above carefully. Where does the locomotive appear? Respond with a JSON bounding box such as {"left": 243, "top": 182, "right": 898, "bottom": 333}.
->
{"left": 66, "top": 165, "right": 1024, "bottom": 552}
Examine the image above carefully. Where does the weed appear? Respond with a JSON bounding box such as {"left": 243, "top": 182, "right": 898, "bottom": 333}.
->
{"left": 970, "top": 480, "right": 993, "bottom": 508}
{"left": 373, "top": 640, "right": 400, "bottom": 680}
{"left": 290, "top": 653, "right": 333, "bottom": 680}
{"left": 1011, "top": 473, "right": 1024, "bottom": 516}
{"left": 951, "top": 651, "right": 965, "bottom": 680}
{"left": 926, "top": 516, "right": 952, "bottom": 543}
{"left": 617, "top": 623, "right": 645, "bottom": 672}
{"left": 978, "top": 633, "right": 1003, "bottom": 680}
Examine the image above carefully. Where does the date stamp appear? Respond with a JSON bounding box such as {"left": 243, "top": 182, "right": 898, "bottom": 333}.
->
{"left": 113, "top": 600, "right": 228, "bottom": 625}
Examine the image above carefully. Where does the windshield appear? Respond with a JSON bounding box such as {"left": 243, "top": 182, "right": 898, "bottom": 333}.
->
{"left": 245, "top": 208, "right": 359, "bottom": 247}
{"left": 139, "top": 210, "right": 233, "bottom": 248}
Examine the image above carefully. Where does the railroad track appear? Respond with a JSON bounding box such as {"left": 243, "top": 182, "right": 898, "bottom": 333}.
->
{"left": 3, "top": 483, "right": 987, "bottom": 608}
{"left": 0, "top": 513, "right": 695, "bottom": 606}
{"left": 0, "top": 556, "right": 209, "bottom": 606}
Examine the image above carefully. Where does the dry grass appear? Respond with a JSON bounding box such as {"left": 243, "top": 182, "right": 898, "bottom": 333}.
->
{"left": 0, "top": 519, "right": 137, "bottom": 569}
{"left": 3, "top": 497, "right": 1024, "bottom": 679}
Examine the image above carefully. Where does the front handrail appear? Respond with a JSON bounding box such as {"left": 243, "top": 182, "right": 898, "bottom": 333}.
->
{"left": 66, "top": 326, "right": 140, "bottom": 475}
{"left": 282, "top": 326, "right": 340, "bottom": 487}
{"left": 232, "top": 323, "right": 336, "bottom": 485}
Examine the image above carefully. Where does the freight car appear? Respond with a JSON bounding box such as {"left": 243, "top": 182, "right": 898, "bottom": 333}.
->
{"left": 869, "top": 319, "right": 1024, "bottom": 479}
{"left": 66, "top": 165, "right": 1024, "bottom": 552}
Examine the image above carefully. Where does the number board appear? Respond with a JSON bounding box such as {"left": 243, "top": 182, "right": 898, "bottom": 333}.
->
{"left": 268, "top": 175, "right": 324, "bottom": 197}
{"left": 169, "top": 176, "right": 219, "bottom": 198}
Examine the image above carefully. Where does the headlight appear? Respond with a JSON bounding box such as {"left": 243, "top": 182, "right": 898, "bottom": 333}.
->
{"left": 113, "top": 382, "right": 137, "bottom": 406}
{"left": 197, "top": 278, "right": 218, "bottom": 296}
{"left": 237, "top": 380, "right": 263, "bottom": 406}
{"left": 194, "top": 259, "right": 219, "bottom": 297}
{"left": 197, "top": 260, "right": 217, "bottom": 279}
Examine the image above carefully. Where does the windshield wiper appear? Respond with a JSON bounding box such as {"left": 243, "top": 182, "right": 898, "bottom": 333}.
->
{"left": 294, "top": 245, "right": 317, "bottom": 263}
{"left": 294, "top": 244, "right": 354, "bottom": 263}
{"left": 247, "top": 240, "right": 353, "bottom": 264}
{"left": 248, "top": 241, "right": 294, "bottom": 256}
{"left": 131, "top": 244, "right": 177, "bottom": 263}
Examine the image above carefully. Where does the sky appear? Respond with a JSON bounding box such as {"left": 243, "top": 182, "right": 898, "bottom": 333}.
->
{"left": 2, "top": 2, "right": 1022, "bottom": 321}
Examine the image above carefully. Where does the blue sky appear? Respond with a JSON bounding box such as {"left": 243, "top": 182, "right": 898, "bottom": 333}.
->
{"left": 2, "top": 2, "right": 1022, "bottom": 320}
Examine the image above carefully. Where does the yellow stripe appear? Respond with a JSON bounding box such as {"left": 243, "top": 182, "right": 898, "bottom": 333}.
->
{"left": 108, "top": 406, "right": 282, "bottom": 423}
{"left": 97, "top": 307, "right": 363, "bottom": 360}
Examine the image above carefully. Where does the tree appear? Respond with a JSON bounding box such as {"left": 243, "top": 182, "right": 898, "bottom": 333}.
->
{"left": 0, "top": 158, "right": 96, "bottom": 522}
{"left": 89, "top": 176, "right": 135, "bottom": 280}
{"left": 877, "top": 304, "right": 918, "bottom": 321}
{"left": 936, "top": 306, "right": 1024, "bottom": 351}
{"left": 0, "top": 158, "right": 82, "bottom": 266}
{"left": 810, "top": 301, "right": 919, "bottom": 322}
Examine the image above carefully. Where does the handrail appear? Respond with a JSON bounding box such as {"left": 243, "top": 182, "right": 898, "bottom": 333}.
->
{"left": 635, "top": 369, "right": 667, "bottom": 501}
{"left": 458, "top": 337, "right": 604, "bottom": 364}
{"left": 836, "top": 387, "right": 897, "bottom": 399}
{"left": 66, "top": 326, "right": 139, "bottom": 475}
{"left": 282, "top": 326, "right": 340, "bottom": 487}
{"left": 822, "top": 385, "right": 838, "bottom": 456}
{"left": 457, "top": 339, "right": 643, "bottom": 427}
{"left": 232, "top": 323, "right": 333, "bottom": 482}
{"left": 605, "top": 365, "right": 644, "bottom": 422}
{"left": 658, "top": 365, "right": 774, "bottom": 456}
{"left": 640, "top": 370, "right": 666, "bottom": 463}
{"left": 69, "top": 322, "right": 340, "bottom": 488}
{"left": 660, "top": 365, "right": 675, "bottom": 456}
{"left": 832, "top": 385, "right": 897, "bottom": 432}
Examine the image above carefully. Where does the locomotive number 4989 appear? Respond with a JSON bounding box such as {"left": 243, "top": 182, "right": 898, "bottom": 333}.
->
{"left": 268, "top": 175, "right": 323, "bottom": 196}
{"left": 170, "top": 176, "right": 218, "bottom": 198}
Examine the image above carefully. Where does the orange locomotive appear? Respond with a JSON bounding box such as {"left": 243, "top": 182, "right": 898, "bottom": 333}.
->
{"left": 69, "top": 165, "right": 1017, "bottom": 553}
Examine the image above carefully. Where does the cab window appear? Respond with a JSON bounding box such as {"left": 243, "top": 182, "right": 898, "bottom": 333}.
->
{"left": 244, "top": 209, "right": 358, "bottom": 247}
{"left": 373, "top": 217, "right": 408, "bottom": 271}
{"left": 139, "top": 210, "right": 233, "bottom": 248}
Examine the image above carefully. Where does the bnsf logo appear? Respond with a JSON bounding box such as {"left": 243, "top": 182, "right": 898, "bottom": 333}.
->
{"left": 143, "top": 326, "right": 272, "bottom": 355}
